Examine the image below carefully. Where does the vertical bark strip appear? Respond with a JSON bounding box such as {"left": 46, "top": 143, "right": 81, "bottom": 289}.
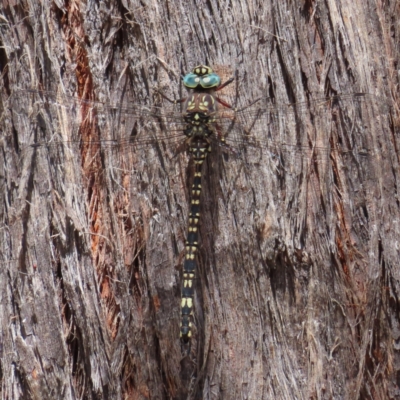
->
{"left": 0, "top": 0, "right": 399, "bottom": 399}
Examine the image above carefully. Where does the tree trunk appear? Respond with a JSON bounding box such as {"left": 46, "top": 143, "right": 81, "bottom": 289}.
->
{"left": 1, "top": 0, "right": 399, "bottom": 399}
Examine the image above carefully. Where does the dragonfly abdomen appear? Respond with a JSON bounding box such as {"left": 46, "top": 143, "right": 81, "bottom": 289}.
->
{"left": 180, "top": 128, "right": 212, "bottom": 343}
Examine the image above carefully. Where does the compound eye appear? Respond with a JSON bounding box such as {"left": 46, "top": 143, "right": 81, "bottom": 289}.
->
{"left": 199, "top": 73, "right": 221, "bottom": 88}
{"left": 183, "top": 66, "right": 221, "bottom": 89}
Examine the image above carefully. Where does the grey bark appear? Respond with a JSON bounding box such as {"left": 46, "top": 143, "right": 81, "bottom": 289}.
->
{"left": 0, "top": 0, "right": 399, "bottom": 399}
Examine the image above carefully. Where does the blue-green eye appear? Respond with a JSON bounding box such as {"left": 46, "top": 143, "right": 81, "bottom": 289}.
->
{"left": 183, "top": 72, "right": 201, "bottom": 88}
{"left": 183, "top": 66, "right": 221, "bottom": 89}
{"left": 200, "top": 73, "right": 221, "bottom": 88}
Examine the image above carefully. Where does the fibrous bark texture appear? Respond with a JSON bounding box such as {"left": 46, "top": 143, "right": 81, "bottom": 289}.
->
{"left": 0, "top": 0, "right": 399, "bottom": 399}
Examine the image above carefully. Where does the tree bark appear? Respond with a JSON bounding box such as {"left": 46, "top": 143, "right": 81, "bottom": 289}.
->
{"left": 0, "top": 0, "right": 399, "bottom": 399}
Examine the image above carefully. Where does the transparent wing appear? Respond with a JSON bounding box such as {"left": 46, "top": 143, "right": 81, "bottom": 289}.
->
{"left": 9, "top": 89, "right": 390, "bottom": 166}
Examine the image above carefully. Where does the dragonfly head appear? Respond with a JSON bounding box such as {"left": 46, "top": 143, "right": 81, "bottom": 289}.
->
{"left": 183, "top": 65, "right": 221, "bottom": 90}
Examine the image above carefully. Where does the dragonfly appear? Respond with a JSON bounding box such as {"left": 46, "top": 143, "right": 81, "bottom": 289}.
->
{"left": 7, "top": 68, "right": 390, "bottom": 347}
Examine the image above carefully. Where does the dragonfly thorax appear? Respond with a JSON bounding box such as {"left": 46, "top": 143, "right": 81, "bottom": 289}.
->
{"left": 183, "top": 92, "right": 217, "bottom": 142}
{"left": 184, "top": 93, "right": 218, "bottom": 114}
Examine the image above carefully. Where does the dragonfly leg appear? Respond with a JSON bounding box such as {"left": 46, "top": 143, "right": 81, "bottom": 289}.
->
{"left": 216, "top": 77, "right": 234, "bottom": 92}
{"left": 216, "top": 96, "right": 235, "bottom": 109}
{"left": 216, "top": 96, "right": 262, "bottom": 112}
{"left": 154, "top": 88, "right": 187, "bottom": 105}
